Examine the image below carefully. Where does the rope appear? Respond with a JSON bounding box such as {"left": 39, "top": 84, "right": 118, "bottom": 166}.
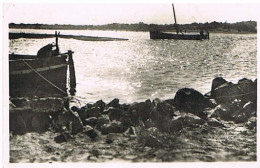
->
{"left": 22, "top": 59, "right": 68, "bottom": 95}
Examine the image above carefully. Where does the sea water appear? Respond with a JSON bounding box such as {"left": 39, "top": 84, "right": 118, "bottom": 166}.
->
{"left": 9, "top": 29, "right": 257, "bottom": 104}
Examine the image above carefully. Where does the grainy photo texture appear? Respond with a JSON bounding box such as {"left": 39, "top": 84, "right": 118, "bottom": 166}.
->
{"left": 7, "top": 3, "right": 257, "bottom": 163}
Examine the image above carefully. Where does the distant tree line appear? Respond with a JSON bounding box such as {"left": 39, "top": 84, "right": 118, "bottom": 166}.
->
{"left": 9, "top": 21, "right": 256, "bottom": 33}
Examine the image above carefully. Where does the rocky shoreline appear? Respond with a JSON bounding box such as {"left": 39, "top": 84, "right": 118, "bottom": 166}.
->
{"left": 9, "top": 77, "right": 257, "bottom": 162}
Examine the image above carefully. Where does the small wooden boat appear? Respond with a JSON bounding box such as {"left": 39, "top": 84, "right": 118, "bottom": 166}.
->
{"left": 9, "top": 32, "right": 76, "bottom": 98}
{"left": 150, "top": 4, "right": 209, "bottom": 40}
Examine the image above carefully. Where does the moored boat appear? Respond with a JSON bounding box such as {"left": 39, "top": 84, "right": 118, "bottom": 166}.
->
{"left": 150, "top": 4, "right": 209, "bottom": 40}
{"left": 150, "top": 30, "right": 209, "bottom": 40}
{"left": 9, "top": 32, "right": 76, "bottom": 98}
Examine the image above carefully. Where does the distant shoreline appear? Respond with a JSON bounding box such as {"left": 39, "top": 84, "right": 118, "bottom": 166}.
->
{"left": 9, "top": 21, "right": 257, "bottom": 34}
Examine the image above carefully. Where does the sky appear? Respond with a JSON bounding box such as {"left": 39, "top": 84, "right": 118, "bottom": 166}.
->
{"left": 3, "top": 2, "right": 260, "bottom": 25}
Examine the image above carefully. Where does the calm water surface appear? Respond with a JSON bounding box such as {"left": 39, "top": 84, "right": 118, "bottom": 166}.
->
{"left": 9, "top": 29, "right": 257, "bottom": 103}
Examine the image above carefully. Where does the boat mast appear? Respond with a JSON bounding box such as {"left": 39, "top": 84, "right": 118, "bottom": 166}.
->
{"left": 172, "top": 3, "right": 179, "bottom": 34}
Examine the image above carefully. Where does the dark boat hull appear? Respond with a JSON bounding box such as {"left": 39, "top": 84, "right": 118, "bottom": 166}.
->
{"left": 150, "top": 31, "right": 209, "bottom": 40}
{"left": 9, "top": 54, "right": 69, "bottom": 98}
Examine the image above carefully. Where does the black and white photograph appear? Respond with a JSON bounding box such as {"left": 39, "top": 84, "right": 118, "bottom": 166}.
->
{"left": 2, "top": 1, "right": 259, "bottom": 166}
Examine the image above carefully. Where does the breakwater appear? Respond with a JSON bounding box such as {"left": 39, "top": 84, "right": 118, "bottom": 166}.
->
{"left": 9, "top": 77, "right": 257, "bottom": 162}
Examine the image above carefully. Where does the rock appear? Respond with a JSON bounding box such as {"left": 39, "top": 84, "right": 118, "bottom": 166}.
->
{"left": 150, "top": 99, "right": 175, "bottom": 122}
{"left": 53, "top": 110, "right": 83, "bottom": 135}
{"left": 144, "top": 119, "right": 156, "bottom": 129}
{"left": 213, "top": 78, "right": 256, "bottom": 106}
{"left": 85, "top": 117, "right": 98, "bottom": 127}
{"left": 183, "top": 113, "right": 206, "bottom": 126}
{"left": 88, "top": 106, "right": 101, "bottom": 118}
{"left": 169, "top": 114, "right": 206, "bottom": 133}
{"left": 107, "top": 98, "right": 120, "bottom": 108}
{"left": 76, "top": 107, "right": 89, "bottom": 124}
{"left": 128, "top": 99, "right": 153, "bottom": 123}
{"left": 84, "top": 126, "right": 98, "bottom": 140}
{"left": 138, "top": 127, "right": 163, "bottom": 148}
{"left": 77, "top": 106, "right": 101, "bottom": 123}
{"left": 169, "top": 116, "right": 185, "bottom": 132}
{"left": 119, "top": 103, "right": 130, "bottom": 111}
{"left": 100, "top": 121, "right": 127, "bottom": 135}
{"left": 205, "top": 99, "right": 218, "bottom": 109}
{"left": 245, "top": 117, "right": 256, "bottom": 130}
{"left": 173, "top": 88, "right": 207, "bottom": 117}
{"left": 69, "top": 111, "right": 84, "bottom": 135}
{"left": 30, "top": 98, "right": 65, "bottom": 113}
{"left": 71, "top": 106, "right": 80, "bottom": 112}
{"left": 242, "top": 101, "right": 256, "bottom": 118}
{"left": 107, "top": 107, "right": 125, "bottom": 121}
{"left": 105, "top": 133, "right": 117, "bottom": 144}
{"left": 31, "top": 113, "right": 52, "bottom": 133}
{"left": 211, "top": 77, "right": 228, "bottom": 97}
{"left": 93, "top": 100, "right": 106, "bottom": 111}
{"left": 231, "top": 101, "right": 256, "bottom": 124}
{"left": 207, "top": 118, "right": 227, "bottom": 127}
{"left": 9, "top": 113, "right": 27, "bottom": 135}
{"left": 54, "top": 132, "right": 71, "bottom": 143}
{"left": 210, "top": 104, "right": 233, "bottom": 121}
{"left": 237, "top": 78, "right": 256, "bottom": 103}
{"left": 96, "top": 114, "right": 110, "bottom": 128}
{"left": 120, "top": 112, "right": 133, "bottom": 128}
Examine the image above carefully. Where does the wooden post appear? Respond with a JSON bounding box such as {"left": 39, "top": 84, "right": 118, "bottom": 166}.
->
{"left": 55, "top": 31, "right": 60, "bottom": 54}
{"left": 68, "top": 50, "right": 76, "bottom": 95}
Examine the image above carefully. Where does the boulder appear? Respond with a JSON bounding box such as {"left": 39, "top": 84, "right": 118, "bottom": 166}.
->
{"left": 83, "top": 125, "right": 98, "bottom": 140}
{"left": 230, "top": 101, "right": 256, "bottom": 124}
{"left": 211, "top": 77, "right": 228, "bottom": 97}
{"left": 54, "top": 132, "right": 72, "bottom": 143}
{"left": 207, "top": 118, "right": 227, "bottom": 127}
{"left": 96, "top": 114, "right": 110, "bottom": 128}
{"left": 144, "top": 119, "right": 156, "bottom": 129}
{"left": 150, "top": 99, "right": 175, "bottom": 123}
{"left": 107, "top": 98, "right": 120, "bottom": 108}
{"left": 128, "top": 99, "right": 153, "bottom": 122}
{"left": 183, "top": 113, "right": 206, "bottom": 126}
{"left": 76, "top": 107, "right": 89, "bottom": 124}
{"left": 138, "top": 127, "right": 163, "bottom": 148}
{"left": 53, "top": 110, "right": 83, "bottom": 135}
{"left": 237, "top": 78, "right": 256, "bottom": 103}
{"left": 100, "top": 121, "right": 127, "bottom": 135}
{"left": 93, "top": 100, "right": 106, "bottom": 111}
{"left": 173, "top": 88, "right": 207, "bottom": 117}
{"left": 169, "top": 113, "right": 206, "bottom": 133}
{"left": 85, "top": 117, "right": 98, "bottom": 127}
{"left": 106, "top": 107, "right": 125, "bottom": 121}
{"left": 245, "top": 117, "right": 256, "bottom": 130}
{"left": 210, "top": 104, "right": 233, "bottom": 121}
{"left": 242, "top": 101, "right": 256, "bottom": 118}
{"left": 87, "top": 106, "right": 101, "bottom": 118}
{"left": 213, "top": 78, "right": 256, "bottom": 106}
